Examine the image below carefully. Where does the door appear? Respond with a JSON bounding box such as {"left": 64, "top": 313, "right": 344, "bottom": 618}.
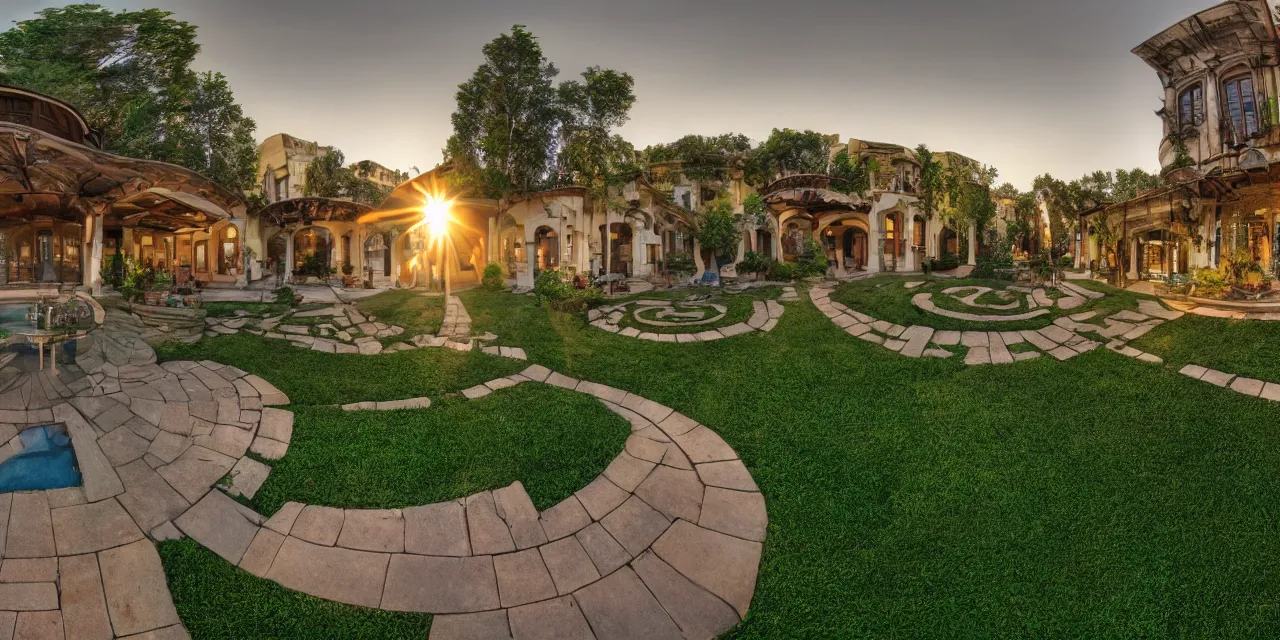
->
{"left": 37, "top": 231, "right": 55, "bottom": 282}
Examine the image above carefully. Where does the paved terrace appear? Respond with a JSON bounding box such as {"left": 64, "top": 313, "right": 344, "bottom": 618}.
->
{"left": 1, "top": 314, "right": 765, "bottom": 639}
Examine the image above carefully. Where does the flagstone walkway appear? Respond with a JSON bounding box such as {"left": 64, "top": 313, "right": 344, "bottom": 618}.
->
{"left": 2, "top": 320, "right": 764, "bottom": 638}
{"left": 587, "top": 286, "right": 795, "bottom": 343}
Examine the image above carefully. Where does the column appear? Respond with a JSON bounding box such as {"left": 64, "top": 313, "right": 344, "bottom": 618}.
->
{"left": 967, "top": 221, "right": 977, "bottom": 266}
{"left": 904, "top": 216, "right": 917, "bottom": 272}
{"left": 1128, "top": 236, "right": 1140, "bottom": 280}
{"left": 834, "top": 230, "right": 846, "bottom": 277}
{"left": 232, "top": 218, "right": 248, "bottom": 288}
{"left": 867, "top": 211, "right": 883, "bottom": 273}
{"left": 284, "top": 230, "right": 295, "bottom": 282}
{"left": 81, "top": 211, "right": 96, "bottom": 290}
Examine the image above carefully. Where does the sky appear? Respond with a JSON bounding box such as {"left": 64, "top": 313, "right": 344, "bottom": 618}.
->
{"left": 2, "top": 0, "right": 1221, "bottom": 189}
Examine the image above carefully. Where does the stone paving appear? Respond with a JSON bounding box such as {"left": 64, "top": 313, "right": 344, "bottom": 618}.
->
{"left": 0, "top": 323, "right": 293, "bottom": 639}
{"left": 171, "top": 365, "right": 764, "bottom": 640}
{"left": 910, "top": 280, "right": 1105, "bottom": 322}
{"left": 812, "top": 283, "right": 1172, "bottom": 366}
{"left": 588, "top": 290, "right": 789, "bottom": 343}
{"left": 2, "top": 315, "right": 763, "bottom": 638}
{"left": 204, "top": 295, "right": 526, "bottom": 361}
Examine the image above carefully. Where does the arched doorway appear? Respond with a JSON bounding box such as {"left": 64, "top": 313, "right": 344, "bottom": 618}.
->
{"left": 364, "top": 232, "right": 391, "bottom": 277}
{"left": 293, "top": 227, "right": 333, "bottom": 274}
{"left": 217, "top": 225, "right": 240, "bottom": 276}
{"left": 940, "top": 227, "right": 959, "bottom": 257}
{"left": 755, "top": 229, "right": 773, "bottom": 258}
{"left": 601, "top": 223, "right": 633, "bottom": 275}
{"left": 883, "top": 212, "right": 903, "bottom": 271}
{"left": 781, "top": 217, "right": 812, "bottom": 261}
{"left": 266, "top": 233, "right": 287, "bottom": 279}
{"left": 534, "top": 226, "right": 559, "bottom": 273}
{"left": 842, "top": 228, "right": 868, "bottom": 271}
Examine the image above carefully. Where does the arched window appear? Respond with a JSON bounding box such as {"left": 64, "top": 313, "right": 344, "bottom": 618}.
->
{"left": 1178, "top": 84, "right": 1204, "bottom": 126}
{"left": 1222, "top": 74, "right": 1259, "bottom": 142}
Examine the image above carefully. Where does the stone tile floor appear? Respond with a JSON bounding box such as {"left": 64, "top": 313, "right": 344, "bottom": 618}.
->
{"left": 1, "top": 320, "right": 764, "bottom": 639}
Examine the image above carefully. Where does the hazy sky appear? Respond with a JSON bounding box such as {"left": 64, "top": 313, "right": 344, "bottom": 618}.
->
{"left": 4, "top": 0, "right": 1218, "bottom": 189}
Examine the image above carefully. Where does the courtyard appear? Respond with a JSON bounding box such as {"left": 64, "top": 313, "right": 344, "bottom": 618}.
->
{"left": 3, "top": 277, "right": 1278, "bottom": 639}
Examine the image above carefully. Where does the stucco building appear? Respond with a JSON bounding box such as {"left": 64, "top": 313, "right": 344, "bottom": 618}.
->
{"left": 1086, "top": 0, "right": 1280, "bottom": 282}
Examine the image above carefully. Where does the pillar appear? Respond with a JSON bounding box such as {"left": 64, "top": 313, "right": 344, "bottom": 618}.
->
{"left": 904, "top": 216, "right": 917, "bottom": 272}
{"left": 1128, "top": 236, "right": 1140, "bottom": 280}
{"left": 231, "top": 218, "right": 248, "bottom": 288}
{"left": 284, "top": 230, "right": 295, "bottom": 281}
{"left": 867, "top": 211, "right": 883, "bottom": 273}
{"left": 967, "top": 221, "right": 977, "bottom": 266}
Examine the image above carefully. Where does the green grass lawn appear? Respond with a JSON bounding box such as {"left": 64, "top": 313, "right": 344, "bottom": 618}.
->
{"left": 159, "top": 277, "right": 1280, "bottom": 638}
{"left": 156, "top": 332, "right": 523, "bottom": 406}
{"left": 249, "top": 384, "right": 629, "bottom": 516}
{"left": 612, "top": 286, "right": 781, "bottom": 334}
{"left": 353, "top": 289, "right": 444, "bottom": 343}
{"left": 1133, "top": 314, "right": 1280, "bottom": 383}
{"left": 832, "top": 276, "right": 1161, "bottom": 332}
{"left": 160, "top": 539, "right": 430, "bottom": 639}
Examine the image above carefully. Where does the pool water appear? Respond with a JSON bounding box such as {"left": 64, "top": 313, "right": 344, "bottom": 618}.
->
{"left": 0, "top": 424, "right": 82, "bottom": 493}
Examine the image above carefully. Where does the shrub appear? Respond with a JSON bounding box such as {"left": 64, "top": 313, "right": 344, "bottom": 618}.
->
{"left": 768, "top": 262, "right": 799, "bottom": 281}
{"left": 341, "top": 264, "right": 355, "bottom": 276}
{"left": 273, "top": 286, "right": 298, "bottom": 307}
{"left": 934, "top": 253, "right": 960, "bottom": 272}
{"left": 482, "top": 263, "right": 505, "bottom": 291}
{"left": 666, "top": 251, "right": 695, "bottom": 276}
{"left": 534, "top": 269, "right": 570, "bottom": 305}
{"left": 1192, "top": 267, "right": 1229, "bottom": 297}
{"left": 737, "top": 251, "right": 775, "bottom": 278}
{"left": 796, "top": 239, "right": 828, "bottom": 277}
{"left": 151, "top": 269, "right": 173, "bottom": 292}
{"left": 549, "top": 287, "right": 605, "bottom": 313}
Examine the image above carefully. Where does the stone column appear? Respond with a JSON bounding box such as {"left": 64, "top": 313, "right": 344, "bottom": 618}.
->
{"left": 284, "top": 230, "right": 295, "bottom": 281}
{"left": 904, "top": 216, "right": 917, "bottom": 272}
{"left": 232, "top": 218, "right": 248, "bottom": 288}
{"left": 967, "top": 221, "right": 978, "bottom": 266}
{"left": 1128, "top": 236, "right": 1140, "bottom": 280}
{"left": 81, "top": 211, "right": 96, "bottom": 290}
{"left": 867, "top": 211, "right": 883, "bottom": 273}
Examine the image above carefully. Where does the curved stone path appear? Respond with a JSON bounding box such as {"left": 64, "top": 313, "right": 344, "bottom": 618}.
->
{"left": 588, "top": 286, "right": 794, "bottom": 343}
{"left": 909, "top": 280, "right": 1106, "bottom": 323}
{"left": 3, "top": 319, "right": 764, "bottom": 638}
{"left": 812, "top": 284, "right": 1172, "bottom": 365}
{"left": 176, "top": 364, "right": 765, "bottom": 640}
{"left": 0, "top": 326, "right": 293, "bottom": 639}
{"left": 205, "top": 295, "right": 528, "bottom": 360}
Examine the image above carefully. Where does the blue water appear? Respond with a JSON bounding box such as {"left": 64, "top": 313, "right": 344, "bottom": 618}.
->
{"left": 0, "top": 425, "right": 82, "bottom": 493}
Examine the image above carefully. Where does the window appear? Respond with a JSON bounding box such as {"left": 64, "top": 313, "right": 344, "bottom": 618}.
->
{"left": 1178, "top": 84, "right": 1204, "bottom": 126}
{"left": 1222, "top": 74, "right": 1259, "bottom": 142}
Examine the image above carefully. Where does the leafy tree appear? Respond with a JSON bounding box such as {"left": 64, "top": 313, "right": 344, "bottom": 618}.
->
{"left": 444, "top": 25, "right": 561, "bottom": 200}
{"left": 695, "top": 197, "right": 740, "bottom": 281}
{"left": 303, "top": 149, "right": 349, "bottom": 199}
{"left": 557, "top": 67, "right": 638, "bottom": 193}
{"left": 1113, "top": 168, "right": 1163, "bottom": 201}
{"left": 827, "top": 149, "right": 870, "bottom": 196}
{"left": 640, "top": 133, "right": 753, "bottom": 182}
{"left": 0, "top": 5, "right": 258, "bottom": 191}
{"left": 746, "top": 128, "right": 835, "bottom": 186}
{"left": 913, "top": 144, "right": 945, "bottom": 222}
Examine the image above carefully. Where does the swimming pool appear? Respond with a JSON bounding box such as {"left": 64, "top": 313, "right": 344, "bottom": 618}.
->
{"left": 0, "top": 424, "right": 82, "bottom": 493}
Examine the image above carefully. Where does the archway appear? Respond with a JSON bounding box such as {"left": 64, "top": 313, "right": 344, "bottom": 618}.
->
{"left": 755, "top": 229, "right": 773, "bottom": 258}
{"left": 883, "top": 212, "right": 903, "bottom": 271}
{"left": 266, "top": 233, "right": 287, "bottom": 278}
{"left": 217, "top": 225, "right": 240, "bottom": 276}
{"left": 940, "top": 227, "right": 959, "bottom": 257}
{"left": 534, "top": 226, "right": 559, "bottom": 273}
{"left": 293, "top": 227, "right": 333, "bottom": 273}
{"left": 601, "top": 223, "right": 633, "bottom": 275}
{"left": 842, "top": 228, "right": 868, "bottom": 270}
{"left": 781, "top": 217, "right": 813, "bottom": 261}
{"left": 364, "top": 232, "right": 391, "bottom": 277}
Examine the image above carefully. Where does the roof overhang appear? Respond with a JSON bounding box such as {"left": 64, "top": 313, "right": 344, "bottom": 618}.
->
{"left": 259, "top": 197, "right": 373, "bottom": 227}
{"left": 1133, "top": 0, "right": 1279, "bottom": 77}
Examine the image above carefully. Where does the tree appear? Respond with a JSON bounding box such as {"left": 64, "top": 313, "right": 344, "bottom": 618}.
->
{"left": 695, "top": 197, "right": 739, "bottom": 283}
{"left": 557, "top": 66, "right": 638, "bottom": 192}
{"left": 913, "top": 144, "right": 945, "bottom": 221}
{"left": 0, "top": 5, "right": 259, "bottom": 191}
{"left": 640, "top": 133, "right": 753, "bottom": 183}
{"left": 827, "top": 149, "right": 870, "bottom": 196}
{"left": 746, "top": 128, "right": 835, "bottom": 186}
{"left": 444, "top": 25, "right": 561, "bottom": 200}
{"left": 303, "top": 148, "right": 349, "bottom": 199}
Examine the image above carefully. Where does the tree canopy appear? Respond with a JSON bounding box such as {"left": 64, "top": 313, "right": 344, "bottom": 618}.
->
{"left": 444, "top": 25, "right": 562, "bottom": 200}
{"left": 557, "top": 66, "right": 638, "bottom": 198}
{"left": 745, "top": 128, "right": 836, "bottom": 186}
{"left": 0, "top": 4, "right": 260, "bottom": 191}
{"left": 303, "top": 149, "right": 397, "bottom": 206}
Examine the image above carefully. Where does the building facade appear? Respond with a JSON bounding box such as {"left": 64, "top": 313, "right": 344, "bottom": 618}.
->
{"left": 1088, "top": 0, "right": 1280, "bottom": 282}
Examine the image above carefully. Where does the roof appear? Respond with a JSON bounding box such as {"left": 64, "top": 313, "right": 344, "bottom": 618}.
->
{"left": 0, "top": 85, "right": 102, "bottom": 148}
{"left": 258, "top": 197, "right": 372, "bottom": 227}
{"left": 1133, "top": 0, "right": 1278, "bottom": 76}
{"left": 0, "top": 121, "right": 245, "bottom": 226}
